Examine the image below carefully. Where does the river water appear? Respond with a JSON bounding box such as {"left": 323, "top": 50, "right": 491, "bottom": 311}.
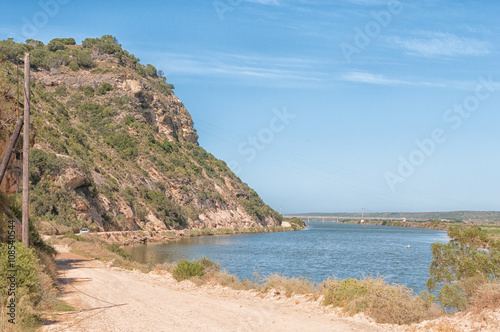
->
{"left": 126, "top": 221, "right": 449, "bottom": 293}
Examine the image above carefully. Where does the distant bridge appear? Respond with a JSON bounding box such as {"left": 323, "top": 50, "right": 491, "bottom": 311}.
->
{"left": 285, "top": 215, "right": 407, "bottom": 222}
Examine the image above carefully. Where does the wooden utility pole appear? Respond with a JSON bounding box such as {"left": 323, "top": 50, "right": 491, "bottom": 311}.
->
{"left": 22, "top": 53, "right": 30, "bottom": 247}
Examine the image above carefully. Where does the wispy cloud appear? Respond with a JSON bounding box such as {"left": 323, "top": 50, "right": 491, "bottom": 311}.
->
{"left": 150, "top": 51, "right": 327, "bottom": 85}
{"left": 390, "top": 32, "right": 490, "bottom": 57}
{"left": 244, "top": 0, "right": 281, "bottom": 5}
{"left": 339, "top": 71, "right": 500, "bottom": 90}
{"left": 346, "top": 0, "right": 390, "bottom": 5}
{"left": 341, "top": 71, "right": 409, "bottom": 86}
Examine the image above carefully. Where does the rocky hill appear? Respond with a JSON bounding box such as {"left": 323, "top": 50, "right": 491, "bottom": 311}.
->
{"left": 0, "top": 36, "right": 282, "bottom": 235}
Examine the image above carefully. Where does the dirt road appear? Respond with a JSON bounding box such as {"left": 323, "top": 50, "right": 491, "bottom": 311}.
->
{"left": 42, "top": 247, "right": 386, "bottom": 332}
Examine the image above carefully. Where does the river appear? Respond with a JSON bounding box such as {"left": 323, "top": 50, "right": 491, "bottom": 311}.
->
{"left": 126, "top": 221, "right": 449, "bottom": 293}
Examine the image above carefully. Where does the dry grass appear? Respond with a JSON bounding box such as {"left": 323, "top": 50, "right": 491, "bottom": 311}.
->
{"left": 469, "top": 281, "right": 500, "bottom": 314}
{"left": 322, "top": 277, "right": 441, "bottom": 325}
{"left": 52, "top": 235, "right": 149, "bottom": 272}
{"left": 259, "top": 274, "right": 318, "bottom": 298}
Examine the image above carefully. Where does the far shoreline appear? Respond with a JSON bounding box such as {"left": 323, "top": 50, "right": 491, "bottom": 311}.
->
{"left": 74, "top": 222, "right": 306, "bottom": 246}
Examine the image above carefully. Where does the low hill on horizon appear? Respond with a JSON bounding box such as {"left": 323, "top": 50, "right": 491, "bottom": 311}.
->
{"left": 290, "top": 211, "right": 500, "bottom": 221}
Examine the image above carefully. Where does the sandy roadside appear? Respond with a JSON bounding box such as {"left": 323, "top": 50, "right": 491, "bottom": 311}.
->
{"left": 42, "top": 246, "right": 500, "bottom": 332}
{"left": 41, "top": 246, "right": 391, "bottom": 332}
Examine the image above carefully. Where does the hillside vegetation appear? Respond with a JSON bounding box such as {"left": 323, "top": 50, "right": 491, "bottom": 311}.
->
{"left": 0, "top": 36, "right": 282, "bottom": 236}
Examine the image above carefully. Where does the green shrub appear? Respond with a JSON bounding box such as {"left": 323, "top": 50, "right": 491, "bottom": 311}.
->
{"left": 69, "top": 62, "right": 79, "bottom": 71}
{"left": 104, "top": 130, "right": 137, "bottom": 160}
{"left": 48, "top": 38, "right": 75, "bottom": 49}
{"left": 96, "top": 82, "right": 113, "bottom": 95}
{"left": 123, "top": 115, "right": 135, "bottom": 126}
{"left": 135, "top": 63, "right": 146, "bottom": 77}
{"left": 172, "top": 259, "right": 205, "bottom": 281}
{"left": 0, "top": 38, "right": 28, "bottom": 61}
{"left": 29, "top": 149, "right": 67, "bottom": 185}
{"left": 153, "top": 81, "right": 174, "bottom": 95}
{"left": 122, "top": 50, "right": 139, "bottom": 64}
{"left": 145, "top": 64, "right": 158, "bottom": 77}
{"left": 82, "top": 35, "right": 122, "bottom": 55}
{"left": 26, "top": 39, "right": 44, "bottom": 48}
{"left": 80, "top": 85, "right": 95, "bottom": 97}
{"left": 72, "top": 49, "right": 95, "bottom": 69}
{"left": 33, "top": 49, "right": 70, "bottom": 70}
{"left": 438, "top": 284, "right": 468, "bottom": 311}
{"left": 47, "top": 39, "right": 67, "bottom": 52}
{"left": 54, "top": 85, "right": 68, "bottom": 96}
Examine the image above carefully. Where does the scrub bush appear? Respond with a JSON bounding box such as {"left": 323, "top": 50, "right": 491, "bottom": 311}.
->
{"left": 172, "top": 259, "right": 205, "bottom": 281}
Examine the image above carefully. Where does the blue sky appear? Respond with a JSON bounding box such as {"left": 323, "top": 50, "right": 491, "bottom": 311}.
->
{"left": 2, "top": 0, "right": 499, "bottom": 213}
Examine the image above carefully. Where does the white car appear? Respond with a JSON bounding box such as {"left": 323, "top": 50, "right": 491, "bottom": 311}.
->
{"left": 80, "top": 228, "right": 90, "bottom": 234}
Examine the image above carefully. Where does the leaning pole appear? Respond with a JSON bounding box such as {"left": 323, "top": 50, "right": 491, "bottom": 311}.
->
{"left": 22, "top": 53, "right": 30, "bottom": 247}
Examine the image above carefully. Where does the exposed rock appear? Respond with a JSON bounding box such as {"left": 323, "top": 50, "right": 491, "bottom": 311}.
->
{"left": 56, "top": 167, "right": 86, "bottom": 190}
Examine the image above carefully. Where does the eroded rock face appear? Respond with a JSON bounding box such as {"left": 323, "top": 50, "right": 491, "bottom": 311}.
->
{"left": 55, "top": 167, "right": 86, "bottom": 190}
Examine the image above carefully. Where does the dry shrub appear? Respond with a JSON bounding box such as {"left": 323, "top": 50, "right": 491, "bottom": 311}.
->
{"left": 212, "top": 271, "right": 253, "bottom": 290}
{"left": 260, "top": 274, "right": 317, "bottom": 298}
{"left": 469, "top": 281, "right": 500, "bottom": 313}
{"left": 156, "top": 260, "right": 176, "bottom": 272}
{"left": 323, "top": 277, "right": 441, "bottom": 325}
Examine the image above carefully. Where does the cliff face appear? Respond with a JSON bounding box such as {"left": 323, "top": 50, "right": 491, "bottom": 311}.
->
{"left": 0, "top": 37, "right": 282, "bottom": 234}
{"left": 34, "top": 70, "right": 199, "bottom": 145}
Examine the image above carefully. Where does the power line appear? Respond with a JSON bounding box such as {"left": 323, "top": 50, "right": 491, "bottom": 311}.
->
{"left": 0, "top": 53, "right": 21, "bottom": 64}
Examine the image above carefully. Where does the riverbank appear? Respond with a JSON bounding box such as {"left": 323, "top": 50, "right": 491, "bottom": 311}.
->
{"left": 90, "top": 222, "right": 305, "bottom": 246}
{"left": 42, "top": 245, "right": 500, "bottom": 331}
